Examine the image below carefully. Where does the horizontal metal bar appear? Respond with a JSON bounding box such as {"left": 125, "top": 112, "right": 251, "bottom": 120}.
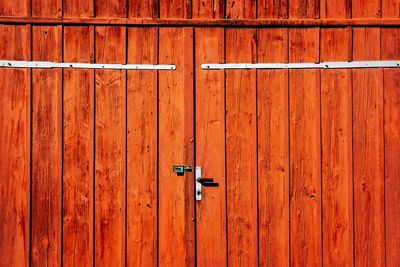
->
{"left": 0, "top": 60, "right": 176, "bottom": 70}
{"left": 202, "top": 61, "right": 400, "bottom": 70}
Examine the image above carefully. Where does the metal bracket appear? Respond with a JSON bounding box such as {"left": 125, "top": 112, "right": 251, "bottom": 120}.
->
{"left": 0, "top": 60, "right": 176, "bottom": 70}
{"left": 173, "top": 165, "right": 192, "bottom": 176}
{"left": 201, "top": 60, "right": 400, "bottom": 70}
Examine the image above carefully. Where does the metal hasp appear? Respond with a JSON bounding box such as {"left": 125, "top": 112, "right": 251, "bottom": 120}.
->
{"left": 173, "top": 165, "right": 192, "bottom": 176}
{"left": 201, "top": 60, "right": 400, "bottom": 70}
{"left": 0, "top": 60, "right": 176, "bottom": 70}
{"left": 195, "top": 167, "right": 219, "bottom": 201}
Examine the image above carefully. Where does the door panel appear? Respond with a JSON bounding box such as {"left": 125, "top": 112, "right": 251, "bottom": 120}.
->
{"left": 195, "top": 27, "right": 226, "bottom": 266}
{"left": 225, "top": 28, "right": 258, "bottom": 267}
{"left": 158, "top": 27, "right": 195, "bottom": 266}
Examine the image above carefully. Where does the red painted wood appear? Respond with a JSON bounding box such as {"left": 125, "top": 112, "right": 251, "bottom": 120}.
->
{"left": 226, "top": 28, "right": 258, "bottom": 267}
{"left": 127, "top": 27, "right": 158, "bottom": 267}
{"left": 0, "top": 24, "right": 30, "bottom": 267}
{"left": 158, "top": 27, "right": 195, "bottom": 266}
{"left": 63, "top": 25, "right": 94, "bottom": 266}
{"left": 258, "top": 0, "right": 288, "bottom": 18}
{"left": 257, "top": 28, "right": 289, "bottom": 267}
{"left": 353, "top": 27, "right": 385, "bottom": 267}
{"left": 381, "top": 27, "right": 400, "bottom": 267}
{"left": 192, "top": 0, "right": 224, "bottom": 18}
{"left": 289, "top": 0, "right": 319, "bottom": 18}
{"left": 94, "top": 26, "right": 126, "bottom": 267}
{"left": 195, "top": 27, "right": 226, "bottom": 266}
{"left": 225, "top": 0, "right": 257, "bottom": 18}
{"left": 31, "top": 25, "right": 63, "bottom": 266}
{"left": 289, "top": 28, "right": 322, "bottom": 267}
{"left": 0, "top": 0, "right": 29, "bottom": 16}
{"left": 320, "top": 28, "right": 354, "bottom": 267}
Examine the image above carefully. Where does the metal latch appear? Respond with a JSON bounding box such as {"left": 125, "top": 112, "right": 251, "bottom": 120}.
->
{"left": 195, "top": 167, "right": 219, "bottom": 201}
{"left": 173, "top": 165, "right": 192, "bottom": 176}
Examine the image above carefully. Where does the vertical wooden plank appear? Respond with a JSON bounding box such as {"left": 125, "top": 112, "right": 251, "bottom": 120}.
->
{"left": 128, "top": 0, "right": 158, "bottom": 18}
{"left": 257, "top": 28, "right": 289, "bottom": 267}
{"left": 382, "top": 0, "right": 400, "bottom": 17}
{"left": 225, "top": 0, "right": 257, "bottom": 18}
{"left": 257, "top": 0, "right": 288, "bottom": 18}
{"left": 158, "top": 27, "right": 194, "bottom": 267}
{"left": 32, "top": 0, "right": 62, "bottom": 17}
{"left": 63, "top": 0, "right": 94, "bottom": 17}
{"left": 320, "top": 0, "right": 351, "bottom": 18}
{"left": 0, "top": 0, "right": 30, "bottom": 15}
{"left": 320, "top": 28, "right": 354, "bottom": 267}
{"left": 352, "top": 0, "right": 381, "bottom": 17}
{"left": 159, "top": 0, "right": 192, "bottom": 18}
{"left": 353, "top": 27, "right": 385, "bottom": 267}
{"left": 31, "top": 25, "right": 62, "bottom": 266}
{"left": 0, "top": 24, "right": 30, "bottom": 267}
{"left": 288, "top": 0, "right": 319, "bottom": 18}
{"left": 63, "top": 26, "right": 94, "bottom": 267}
{"left": 192, "top": 0, "right": 224, "bottom": 18}
{"left": 127, "top": 27, "right": 157, "bottom": 267}
{"left": 95, "top": 26, "right": 126, "bottom": 267}
{"left": 95, "top": 0, "right": 126, "bottom": 17}
{"left": 226, "top": 28, "right": 258, "bottom": 267}
{"left": 289, "top": 28, "right": 321, "bottom": 267}
{"left": 381, "top": 28, "right": 400, "bottom": 267}
{"left": 195, "top": 27, "right": 226, "bottom": 267}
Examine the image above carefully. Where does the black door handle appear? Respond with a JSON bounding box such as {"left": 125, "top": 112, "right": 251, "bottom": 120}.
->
{"left": 196, "top": 178, "right": 219, "bottom": 187}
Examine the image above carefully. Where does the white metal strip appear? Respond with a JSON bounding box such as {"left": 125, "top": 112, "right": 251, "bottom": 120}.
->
{"left": 202, "top": 60, "right": 400, "bottom": 70}
{"left": 0, "top": 60, "right": 176, "bottom": 70}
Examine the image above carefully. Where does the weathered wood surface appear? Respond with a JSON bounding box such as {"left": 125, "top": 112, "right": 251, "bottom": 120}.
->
{"left": 257, "top": 28, "right": 289, "bottom": 267}
{"left": 94, "top": 26, "right": 126, "bottom": 267}
{"left": 289, "top": 27, "right": 322, "bottom": 267}
{"left": 195, "top": 27, "right": 226, "bottom": 266}
{"left": 31, "top": 25, "right": 63, "bottom": 267}
{"left": 320, "top": 27, "right": 353, "bottom": 267}
{"left": 0, "top": 24, "right": 30, "bottom": 267}
{"left": 127, "top": 27, "right": 158, "bottom": 267}
{"left": 353, "top": 27, "right": 385, "bottom": 267}
{"left": 1, "top": 0, "right": 400, "bottom": 19}
{"left": 158, "top": 27, "right": 195, "bottom": 267}
{"left": 226, "top": 28, "right": 258, "bottom": 267}
{"left": 63, "top": 25, "right": 94, "bottom": 267}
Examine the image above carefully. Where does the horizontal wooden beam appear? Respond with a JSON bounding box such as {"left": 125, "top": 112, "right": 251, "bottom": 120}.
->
{"left": 0, "top": 16, "right": 400, "bottom": 27}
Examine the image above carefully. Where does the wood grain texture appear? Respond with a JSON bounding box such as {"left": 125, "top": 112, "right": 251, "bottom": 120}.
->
{"left": 63, "top": 0, "right": 94, "bottom": 17}
{"left": 0, "top": 24, "right": 30, "bottom": 267}
{"left": 128, "top": 0, "right": 158, "bottom": 18}
{"left": 94, "top": 26, "right": 126, "bottom": 267}
{"left": 352, "top": 27, "right": 385, "bottom": 267}
{"left": 320, "top": 28, "right": 354, "bottom": 267}
{"left": 381, "top": 27, "right": 400, "bottom": 267}
{"left": 95, "top": 0, "right": 126, "bottom": 17}
{"left": 32, "top": 0, "right": 62, "bottom": 17}
{"left": 62, "top": 26, "right": 94, "bottom": 267}
{"left": 195, "top": 27, "right": 226, "bottom": 267}
{"left": 127, "top": 27, "right": 157, "bottom": 267}
{"left": 225, "top": 0, "right": 257, "bottom": 18}
{"left": 352, "top": 0, "right": 381, "bottom": 17}
{"left": 158, "top": 27, "right": 194, "bottom": 267}
{"left": 0, "top": 0, "right": 29, "bottom": 15}
{"left": 320, "top": 0, "right": 351, "bottom": 18}
{"left": 159, "top": 0, "right": 192, "bottom": 18}
{"left": 226, "top": 28, "right": 258, "bottom": 267}
{"left": 258, "top": 0, "right": 288, "bottom": 18}
{"left": 192, "top": 0, "right": 224, "bottom": 18}
{"left": 31, "top": 25, "right": 62, "bottom": 266}
{"left": 289, "top": 28, "right": 322, "bottom": 267}
{"left": 257, "top": 28, "right": 289, "bottom": 267}
{"left": 288, "top": 0, "right": 319, "bottom": 18}
{"left": 382, "top": 0, "right": 400, "bottom": 17}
